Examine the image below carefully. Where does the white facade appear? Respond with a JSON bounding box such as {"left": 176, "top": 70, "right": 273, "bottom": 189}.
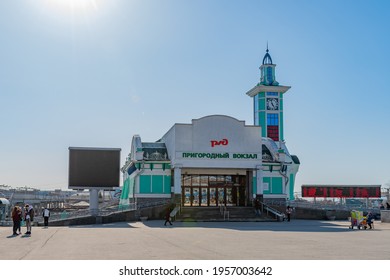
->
{"left": 161, "top": 115, "right": 263, "bottom": 198}
{"left": 120, "top": 114, "right": 299, "bottom": 208}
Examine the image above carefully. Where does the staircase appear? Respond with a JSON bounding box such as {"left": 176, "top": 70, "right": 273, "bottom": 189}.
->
{"left": 175, "top": 206, "right": 276, "bottom": 222}
{"left": 176, "top": 207, "right": 221, "bottom": 221}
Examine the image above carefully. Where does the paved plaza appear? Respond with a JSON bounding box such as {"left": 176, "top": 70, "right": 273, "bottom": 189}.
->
{"left": 0, "top": 219, "right": 389, "bottom": 260}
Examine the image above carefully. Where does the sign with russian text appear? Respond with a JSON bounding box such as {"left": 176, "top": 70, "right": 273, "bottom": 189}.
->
{"left": 301, "top": 185, "right": 381, "bottom": 198}
{"left": 181, "top": 152, "right": 259, "bottom": 160}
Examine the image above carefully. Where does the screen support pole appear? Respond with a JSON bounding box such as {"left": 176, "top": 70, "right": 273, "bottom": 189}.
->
{"left": 89, "top": 189, "right": 99, "bottom": 216}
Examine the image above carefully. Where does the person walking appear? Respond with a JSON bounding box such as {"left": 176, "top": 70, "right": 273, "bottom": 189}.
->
{"left": 254, "top": 199, "right": 261, "bottom": 217}
{"left": 17, "top": 206, "right": 23, "bottom": 234}
{"left": 24, "top": 204, "right": 34, "bottom": 235}
{"left": 367, "top": 212, "right": 374, "bottom": 229}
{"left": 43, "top": 207, "right": 50, "bottom": 227}
{"left": 11, "top": 206, "right": 22, "bottom": 236}
{"left": 286, "top": 205, "right": 292, "bottom": 222}
{"left": 164, "top": 208, "right": 172, "bottom": 226}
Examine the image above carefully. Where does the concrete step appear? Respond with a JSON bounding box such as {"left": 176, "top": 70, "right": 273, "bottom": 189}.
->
{"left": 175, "top": 206, "right": 277, "bottom": 222}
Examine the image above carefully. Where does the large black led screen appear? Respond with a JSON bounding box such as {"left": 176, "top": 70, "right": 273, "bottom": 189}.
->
{"left": 68, "top": 147, "right": 121, "bottom": 189}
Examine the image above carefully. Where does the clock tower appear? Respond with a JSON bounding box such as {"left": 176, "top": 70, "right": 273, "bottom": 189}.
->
{"left": 246, "top": 47, "right": 300, "bottom": 202}
{"left": 246, "top": 48, "right": 290, "bottom": 142}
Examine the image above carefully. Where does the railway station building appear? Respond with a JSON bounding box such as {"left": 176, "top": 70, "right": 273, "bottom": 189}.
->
{"left": 120, "top": 49, "right": 300, "bottom": 208}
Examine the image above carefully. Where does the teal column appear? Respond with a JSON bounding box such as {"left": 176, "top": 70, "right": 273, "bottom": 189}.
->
{"left": 280, "top": 111, "right": 284, "bottom": 141}
{"left": 289, "top": 174, "right": 295, "bottom": 200}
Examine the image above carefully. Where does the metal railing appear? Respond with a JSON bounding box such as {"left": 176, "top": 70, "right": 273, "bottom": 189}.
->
{"left": 219, "top": 205, "right": 229, "bottom": 220}
{"left": 260, "top": 202, "right": 285, "bottom": 221}
{"left": 288, "top": 200, "right": 382, "bottom": 214}
{"left": 32, "top": 202, "right": 138, "bottom": 224}
{"left": 170, "top": 204, "right": 181, "bottom": 221}
{"left": 41, "top": 199, "right": 171, "bottom": 222}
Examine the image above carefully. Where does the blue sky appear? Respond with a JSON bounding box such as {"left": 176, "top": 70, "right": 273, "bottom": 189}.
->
{"left": 1, "top": 0, "right": 389, "bottom": 192}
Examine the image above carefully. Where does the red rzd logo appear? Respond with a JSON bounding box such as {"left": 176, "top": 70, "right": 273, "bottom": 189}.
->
{"left": 210, "top": 138, "right": 228, "bottom": 147}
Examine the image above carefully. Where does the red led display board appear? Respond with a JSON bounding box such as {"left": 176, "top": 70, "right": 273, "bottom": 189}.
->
{"left": 301, "top": 185, "right": 381, "bottom": 198}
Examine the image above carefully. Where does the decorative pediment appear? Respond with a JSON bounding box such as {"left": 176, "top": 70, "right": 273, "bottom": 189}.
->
{"left": 144, "top": 150, "right": 168, "bottom": 161}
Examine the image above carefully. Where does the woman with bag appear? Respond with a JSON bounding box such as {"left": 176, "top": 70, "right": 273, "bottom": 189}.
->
{"left": 11, "top": 206, "right": 22, "bottom": 236}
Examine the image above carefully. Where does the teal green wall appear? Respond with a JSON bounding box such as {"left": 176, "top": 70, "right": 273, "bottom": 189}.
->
{"left": 263, "top": 177, "right": 271, "bottom": 194}
{"left": 153, "top": 175, "right": 164, "bottom": 193}
{"left": 289, "top": 174, "right": 295, "bottom": 200}
{"left": 120, "top": 178, "right": 130, "bottom": 200}
{"left": 164, "top": 176, "right": 171, "bottom": 194}
{"left": 263, "top": 176, "right": 283, "bottom": 194}
{"left": 260, "top": 111, "right": 266, "bottom": 137}
{"left": 272, "top": 177, "right": 283, "bottom": 194}
{"left": 280, "top": 111, "right": 284, "bottom": 141}
{"left": 259, "top": 98, "right": 265, "bottom": 110}
{"left": 279, "top": 95, "right": 284, "bottom": 141}
{"left": 140, "top": 174, "right": 171, "bottom": 194}
{"left": 140, "top": 175, "right": 152, "bottom": 193}
{"left": 119, "top": 177, "right": 135, "bottom": 209}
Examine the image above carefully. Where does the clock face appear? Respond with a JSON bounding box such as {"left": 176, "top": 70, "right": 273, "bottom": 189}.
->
{"left": 266, "top": 98, "right": 279, "bottom": 110}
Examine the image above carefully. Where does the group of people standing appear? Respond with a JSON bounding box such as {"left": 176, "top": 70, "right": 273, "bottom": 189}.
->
{"left": 11, "top": 206, "right": 23, "bottom": 235}
{"left": 11, "top": 205, "right": 50, "bottom": 236}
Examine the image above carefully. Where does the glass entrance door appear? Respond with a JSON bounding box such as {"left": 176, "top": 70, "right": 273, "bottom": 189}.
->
{"left": 217, "top": 188, "right": 225, "bottom": 206}
{"left": 200, "top": 188, "right": 208, "bottom": 206}
{"left": 181, "top": 174, "right": 246, "bottom": 207}
{"left": 226, "top": 187, "right": 233, "bottom": 206}
{"left": 192, "top": 188, "right": 200, "bottom": 206}
{"left": 184, "top": 187, "right": 191, "bottom": 206}
{"left": 209, "top": 188, "right": 217, "bottom": 206}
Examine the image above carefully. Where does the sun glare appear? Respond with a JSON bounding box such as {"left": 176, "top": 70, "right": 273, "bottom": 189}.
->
{"left": 37, "top": 0, "right": 108, "bottom": 18}
{"left": 51, "top": 0, "right": 98, "bottom": 11}
{"left": 30, "top": 0, "right": 116, "bottom": 24}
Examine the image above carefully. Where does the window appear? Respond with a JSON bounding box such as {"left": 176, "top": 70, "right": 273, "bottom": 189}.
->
{"left": 267, "top": 113, "right": 279, "bottom": 126}
{"left": 266, "top": 92, "right": 278, "bottom": 96}
{"left": 267, "top": 113, "right": 279, "bottom": 141}
{"left": 267, "top": 126, "right": 279, "bottom": 141}
{"left": 267, "top": 67, "right": 273, "bottom": 83}
{"left": 262, "top": 145, "right": 273, "bottom": 161}
{"left": 254, "top": 95, "right": 259, "bottom": 111}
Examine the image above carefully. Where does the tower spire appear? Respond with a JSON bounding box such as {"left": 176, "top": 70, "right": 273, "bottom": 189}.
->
{"left": 262, "top": 45, "right": 273, "bottom": 65}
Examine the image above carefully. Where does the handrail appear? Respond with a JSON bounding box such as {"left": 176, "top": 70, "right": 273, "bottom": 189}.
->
{"left": 219, "top": 205, "right": 225, "bottom": 215}
{"left": 223, "top": 209, "right": 230, "bottom": 221}
{"left": 260, "top": 202, "right": 285, "bottom": 221}
{"left": 170, "top": 205, "right": 180, "bottom": 221}
{"left": 217, "top": 205, "right": 230, "bottom": 221}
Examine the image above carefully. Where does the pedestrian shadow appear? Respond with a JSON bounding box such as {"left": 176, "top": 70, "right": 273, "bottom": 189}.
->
{"left": 6, "top": 234, "right": 31, "bottom": 238}
{"left": 141, "top": 219, "right": 380, "bottom": 233}
{"left": 70, "top": 222, "right": 138, "bottom": 229}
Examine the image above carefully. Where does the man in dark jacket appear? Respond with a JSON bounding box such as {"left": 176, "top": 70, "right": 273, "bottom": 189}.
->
{"left": 24, "top": 204, "right": 34, "bottom": 235}
{"left": 43, "top": 207, "right": 50, "bottom": 227}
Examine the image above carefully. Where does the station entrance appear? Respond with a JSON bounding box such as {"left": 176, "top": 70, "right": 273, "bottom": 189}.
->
{"left": 182, "top": 174, "right": 247, "bottom": 207}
